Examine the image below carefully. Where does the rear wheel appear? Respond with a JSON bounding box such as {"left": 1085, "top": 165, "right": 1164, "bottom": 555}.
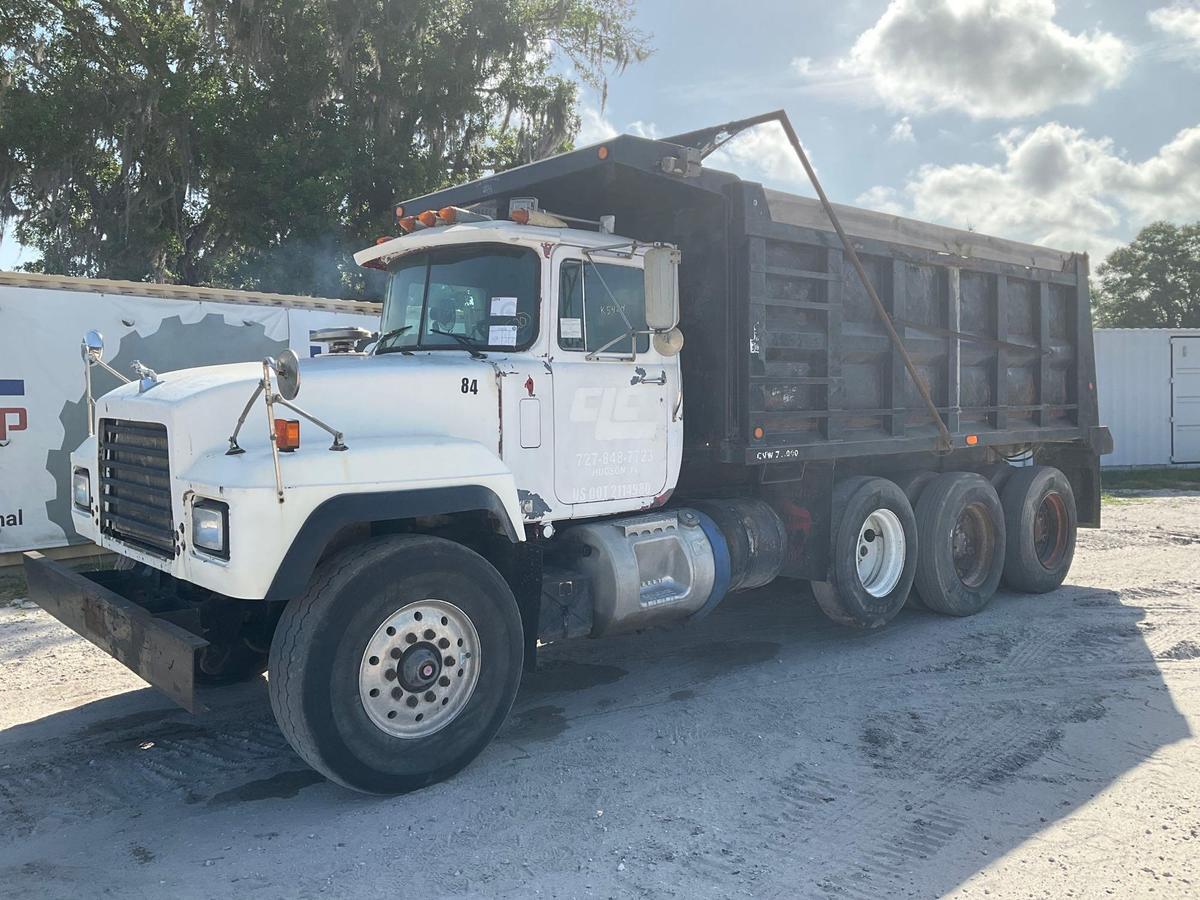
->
{"left": 889, "top": 470, "right": 938, "bottom": 611}
{"left": 1000, "top": 466, "right": 1077, "bottom": 594}
{"left": 914, "top": 473, "right": 1006, "bottom": 616}
{"left": 811, "top": 477, "right": 918, "bottom": 629}
{"left": 268, "top": 535, "right": 524, "bottom": 794}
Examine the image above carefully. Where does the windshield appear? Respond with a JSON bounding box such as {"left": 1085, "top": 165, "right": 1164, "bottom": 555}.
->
{"left": 377, "top": 244, "right": 540, "bottom": 353}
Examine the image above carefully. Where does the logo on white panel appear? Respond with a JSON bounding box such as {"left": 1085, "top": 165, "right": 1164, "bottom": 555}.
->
{"left": 569, "top": 386, "right": 658, "bottom": 441}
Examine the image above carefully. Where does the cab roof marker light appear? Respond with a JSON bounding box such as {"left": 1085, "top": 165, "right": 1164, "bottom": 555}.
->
{"left": 510, "top": 208, "right": 569, "bottom": 228}
{"left": 438, "top": 206, "right": 492, "bottom": 224}
{"left": 417, "top": 210, "right": 438, "bottom": 228}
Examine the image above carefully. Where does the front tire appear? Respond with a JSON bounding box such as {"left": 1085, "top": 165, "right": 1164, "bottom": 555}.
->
{"left": 811, "top": 477, "right": 918, "bottom": 629}
{"left": 268, "top": 535, "right": 524, "bottom": 794}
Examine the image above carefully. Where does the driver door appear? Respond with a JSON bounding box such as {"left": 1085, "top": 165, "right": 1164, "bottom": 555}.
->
{"left": 550, "top": 248, "right": 669, "bottom": 508}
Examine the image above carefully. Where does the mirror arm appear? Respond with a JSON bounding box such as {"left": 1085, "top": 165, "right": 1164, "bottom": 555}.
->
{"left": 88, "top": 355, "right": 133, "bottom": 385}
{"left": 81, "top": 352, "right": 133, "bottom": 437}
{"left": 225, "top": 381, "right": 265, "bottom": 456}
{"left": 584, "top": 330, "right": 639, "bottom": 361}
{"left": 271, "top": 396, "right": 348, "bottom": 452}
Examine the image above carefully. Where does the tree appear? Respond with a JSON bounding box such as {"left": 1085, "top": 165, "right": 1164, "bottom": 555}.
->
{"left": 1093, "top": 221, "right": 1200, "bottom": 328}
{"left": 0, "top": 0, "right": 648, "bottom": 298}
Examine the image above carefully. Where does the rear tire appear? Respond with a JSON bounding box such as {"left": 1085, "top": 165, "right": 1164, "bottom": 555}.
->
{"left": 889, "top": 470, "right": 937, "bottom": 610}
{"left": 1000, "top": 466, "right": 1077, "bottom": 594}
{"left": 811, "top": 477, "right": 918, "bottom": 629}
{"left": 914, "top": 473, "right": 1005, "bottom": 617}
{"left": 268, "top": 535, "right": 524, "bottom": 794}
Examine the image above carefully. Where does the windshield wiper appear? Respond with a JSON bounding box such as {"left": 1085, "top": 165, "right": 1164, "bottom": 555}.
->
{"left": 429, "top": 329, "right": 487, "bottom": 359}
{"left": 373, "top": 325, "right": 413, "bottom": 354}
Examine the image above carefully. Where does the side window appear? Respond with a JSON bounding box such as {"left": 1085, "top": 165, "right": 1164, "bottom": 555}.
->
{"left": 557, "top": 260, "right": 649, "bottom": 354}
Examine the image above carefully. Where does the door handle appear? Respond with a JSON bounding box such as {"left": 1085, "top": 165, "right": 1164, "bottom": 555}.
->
{"left": 632, "top": 368, "right": 666, "bottom": 386}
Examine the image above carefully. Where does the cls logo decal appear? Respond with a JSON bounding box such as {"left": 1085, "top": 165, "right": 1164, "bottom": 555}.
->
{"left": 0, "top": 379, "right": 27, "bottom": 447}
{"left": 569, "top": 386, "right": 658, "bottom": 441}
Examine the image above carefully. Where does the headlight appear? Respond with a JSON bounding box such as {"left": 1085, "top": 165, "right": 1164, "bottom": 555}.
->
{"left": 192, "top": 500, "right": 229, "bottom": 558}
{"left": 73, "top": 469, "right": 91, "bottom": 510}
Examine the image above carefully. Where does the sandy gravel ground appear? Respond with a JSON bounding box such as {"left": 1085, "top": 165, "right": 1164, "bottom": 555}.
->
{"left": 1, "top": 496, "right": 1198, "bottom": 899}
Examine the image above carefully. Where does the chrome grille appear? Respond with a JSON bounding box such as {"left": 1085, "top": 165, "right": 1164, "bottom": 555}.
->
{"left": 98, "top": 418, "right": 176, "bottom": 558}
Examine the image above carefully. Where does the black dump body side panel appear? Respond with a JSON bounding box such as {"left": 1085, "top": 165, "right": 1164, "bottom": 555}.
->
{"left": 398, "top": 136, "right": 1101, "bottom": 469}
{"left": 729, "top": 183, "right": 1099, "bottom": 464}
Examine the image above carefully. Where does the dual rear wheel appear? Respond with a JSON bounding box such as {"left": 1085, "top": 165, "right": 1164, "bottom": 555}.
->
{"left": 813, "top": 465, "right": 1077, "bottom": 627}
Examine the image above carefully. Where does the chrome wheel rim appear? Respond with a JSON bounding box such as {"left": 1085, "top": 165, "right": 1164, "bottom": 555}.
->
{"left": 359, "top": 599, "right": 480, "bottom": 739}
{"left": 857, "top": 508, "right": 906, "bottom": 598}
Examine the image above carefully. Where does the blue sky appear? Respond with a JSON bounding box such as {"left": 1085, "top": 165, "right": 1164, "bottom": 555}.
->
{"left": 3, "top": 0, "right": 1198, "bottom": 271}
{"left": 575, "top": 0, "right": 1200, "bottom": 262}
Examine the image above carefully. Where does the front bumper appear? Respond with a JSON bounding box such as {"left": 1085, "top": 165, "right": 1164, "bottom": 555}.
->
{"left": 22, "top": 552, "right": 209, "bottom": 713}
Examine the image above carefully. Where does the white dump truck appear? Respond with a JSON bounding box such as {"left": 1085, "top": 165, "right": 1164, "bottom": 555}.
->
{"left": 24, "top": 113, "right": 1112, "bottom": 793}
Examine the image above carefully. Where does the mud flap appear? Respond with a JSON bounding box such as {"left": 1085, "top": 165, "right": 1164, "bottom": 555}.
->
{"left": 21, "top": 551, "right": 209, "bottom": 713}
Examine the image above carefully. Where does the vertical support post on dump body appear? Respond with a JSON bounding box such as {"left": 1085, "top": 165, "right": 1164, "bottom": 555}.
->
{"left": 825, "top": 247, "right": 844, "bottom": 442}
{"left": 944, "top": 268, "right": 961, "bottom": 435}
{"left": 888, "top": 260, "right": 908, "bottom": 437}
{"left": 993, "top": 275, "right": 1009, "bottom": 431}
{"left": 1074, "top": 255, "right": 1099, "bottom": 430}
{"left": 1036, "top": 281, "right": 1051, "bottom": 428}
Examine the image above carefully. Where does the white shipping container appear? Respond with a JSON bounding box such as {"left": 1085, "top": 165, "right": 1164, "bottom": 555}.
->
{"left": 0, "top": 273, "right": 379, "bottom": 556}
{"left": 1094, "top": 328, "right": 1200, "bottom": 467}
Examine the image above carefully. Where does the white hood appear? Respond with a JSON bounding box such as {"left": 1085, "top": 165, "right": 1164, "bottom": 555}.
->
{"left": 94, "top": 351, "right": 504, "bottom": 466}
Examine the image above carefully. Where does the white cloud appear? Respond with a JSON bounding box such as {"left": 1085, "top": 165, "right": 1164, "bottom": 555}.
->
{"left": 888, "top": 117, "right": 915, "bottom": 144}
{"left": 706, "top": 121, "right": 811, "bottom": 191}
{"left": 856, "top": 122, "right": 1200, "bottom": 259}
{"left": 848, "top": 0, "right": 1132, "bottom": 118}
{"left": 627, "top": 120, "right": 660, "bottom": 140}
{"left": 574, "top": 107, "right": 660, "bottom": 145}
{"left": 575, "top": 106, "right": 619, "bottom": 146}
{"left": 1149, "top": 3, "right": 1200, "bottom": 63}
{"left": 792, "top": 56, "right": 814, "bottom": 75}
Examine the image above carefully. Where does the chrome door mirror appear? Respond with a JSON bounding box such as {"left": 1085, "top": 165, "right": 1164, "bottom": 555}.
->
{"left": 82, "top": 330, "right": 105, "bottom": 361}
{"left": 643, "top": 246, "right": 680, "bottom": 332}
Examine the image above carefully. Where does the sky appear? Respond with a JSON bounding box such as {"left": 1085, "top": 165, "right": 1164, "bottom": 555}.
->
{"left": 573, "top": 0, "right": 1200, "bottom": 263}
{"left": 3, "top": 0, "right": 1198, "bottom": 271}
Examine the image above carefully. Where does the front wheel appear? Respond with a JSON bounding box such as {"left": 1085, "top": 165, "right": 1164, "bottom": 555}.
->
{"left": 268, "top": 535, "right": 524, "bottom": 794}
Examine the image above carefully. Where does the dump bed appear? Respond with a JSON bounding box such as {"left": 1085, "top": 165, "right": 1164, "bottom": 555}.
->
{"left": 398, "top": 129, "right": 1101, "bottom": 467}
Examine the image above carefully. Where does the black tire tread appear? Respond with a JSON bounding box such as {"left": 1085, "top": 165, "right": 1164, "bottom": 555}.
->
{"left": 913, "top": 472, "right": 1005, "bottom": 617}
{"left": 1000, "top": 465, "right": 1077, "bottom": 594}
{"left": 811, "top": 476, "right": 917, "bottom": 629}
{"left": 268, "top": 535, "right": 503, "bottom": 790}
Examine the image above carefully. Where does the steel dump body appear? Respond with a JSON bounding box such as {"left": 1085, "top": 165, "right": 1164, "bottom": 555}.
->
{"left": 394, "top": 134, "right": 1101, "bottom": 467}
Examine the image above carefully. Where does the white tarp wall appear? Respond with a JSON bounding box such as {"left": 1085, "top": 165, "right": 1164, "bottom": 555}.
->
{"left": 1095, "top": 328, "right": 1200, "bottom": 467}
{"left": 0, "top": 278, "right": 377, "bottom": 554}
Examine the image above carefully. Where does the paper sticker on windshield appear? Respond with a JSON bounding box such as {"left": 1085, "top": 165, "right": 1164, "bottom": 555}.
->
{"left": 560, "top": 317, "right": 583, "bottom": 339}
{"left": 490, "top": 297, "right": 518, "bottom": 317}
{"left": 489, "top": 324, "right": 518, "bottom": 346}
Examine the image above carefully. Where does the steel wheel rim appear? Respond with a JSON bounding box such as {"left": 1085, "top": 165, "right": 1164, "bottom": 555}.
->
{"left": 952, "top": 502, "right": 995, "bottom": 589}
{"left": 856, "top": 508, "right": 906, "bottom": 598}
{"left": 1034, "top": 491, "right": 1069, "bottom": 569}
{"left": 359, "top": 599, "right": 481, "bottom": 739}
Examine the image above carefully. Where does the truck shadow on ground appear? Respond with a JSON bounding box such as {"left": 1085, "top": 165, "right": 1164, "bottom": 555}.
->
{"left": 0, "top": 579, "right": 1192, "bottom": 897}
